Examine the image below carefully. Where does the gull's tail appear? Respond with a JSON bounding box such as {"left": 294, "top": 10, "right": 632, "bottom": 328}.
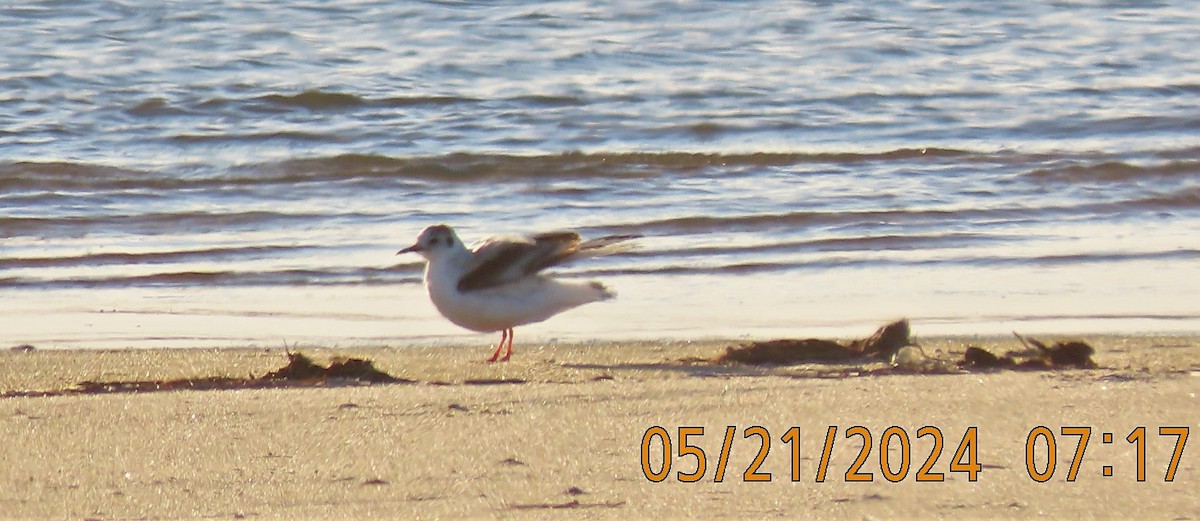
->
{"left": 573, "top": 236, "right": 635, "bottom": 302}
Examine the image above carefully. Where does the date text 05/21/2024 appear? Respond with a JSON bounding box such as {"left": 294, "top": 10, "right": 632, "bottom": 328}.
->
{"left": 639, "top": 425, "right": 1190, "bottom": 484}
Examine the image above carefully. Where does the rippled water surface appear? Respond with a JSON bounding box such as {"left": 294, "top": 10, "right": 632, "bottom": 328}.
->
{"left": 3, "top": 1, "right": 1200, "bottom": 348}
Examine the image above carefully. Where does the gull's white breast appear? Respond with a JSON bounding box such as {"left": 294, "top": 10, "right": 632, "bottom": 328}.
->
{"left": 423, "top": 255, "right": 611, "bottom": 332}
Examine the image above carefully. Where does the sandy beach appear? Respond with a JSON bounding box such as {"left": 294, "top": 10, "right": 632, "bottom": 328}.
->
{"left": 1, "top": 334, "right": 1197, "bottom": 520}
{"left": 7, "top": 2, "right": 1200, "bottom": 519}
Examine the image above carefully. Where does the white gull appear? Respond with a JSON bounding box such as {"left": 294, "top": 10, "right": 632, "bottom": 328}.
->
{"left": 398, "top": 224, "right": 638, "bottom": 362}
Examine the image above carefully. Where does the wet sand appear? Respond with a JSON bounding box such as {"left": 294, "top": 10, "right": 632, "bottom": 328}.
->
{"left": 1, "top": 335, "right": 1197, "bottom": 519}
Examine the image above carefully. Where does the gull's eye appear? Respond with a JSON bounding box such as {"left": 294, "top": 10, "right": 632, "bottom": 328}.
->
{"left": 429, "top": 237, "right": 440, "bottom": 246}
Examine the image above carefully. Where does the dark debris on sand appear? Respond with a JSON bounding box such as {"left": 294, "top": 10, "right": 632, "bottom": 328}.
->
{"left": 716, "top": 319, "right": 913, "bottom": 365}
{"left": 4, "top": 351, "right": 414, "bottom": 398}
{"left": 263, "top": 352, "right": 408, "bottom": 383}
{"left": 716, "top": 319, "right": 1097, "bottom": 373}
{"left": 960, "top": 333, "right": 1097, "bottom": 370}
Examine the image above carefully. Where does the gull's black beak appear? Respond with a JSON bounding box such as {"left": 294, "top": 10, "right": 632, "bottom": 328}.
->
{"left": 397, "top": 244, "right": 422, "bottom": 255}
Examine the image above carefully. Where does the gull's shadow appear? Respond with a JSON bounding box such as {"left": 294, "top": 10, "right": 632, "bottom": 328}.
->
{"left": 560, "top": 361, "right": 784, "bottom": 378}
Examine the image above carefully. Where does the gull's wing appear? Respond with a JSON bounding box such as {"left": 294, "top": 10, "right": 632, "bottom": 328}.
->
{"left": 456, "top": 231, "right": 639, "bottom": 292}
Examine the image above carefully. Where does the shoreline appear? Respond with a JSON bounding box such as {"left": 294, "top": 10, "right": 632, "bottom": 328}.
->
{"left": 10, "top": 320, "right": 1200, "bottom": 353}
{"left": 7, "top": 278, "right": 1200, "bottom": 351}
{"left": 2, "top": 335, "right": 1197, "bottom": 519}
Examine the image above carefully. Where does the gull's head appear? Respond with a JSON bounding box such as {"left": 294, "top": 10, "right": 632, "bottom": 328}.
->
{"left": 397, "top": 224, "right": 462, "bottom": 260}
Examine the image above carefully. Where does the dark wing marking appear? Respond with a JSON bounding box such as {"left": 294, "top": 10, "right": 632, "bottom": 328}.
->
{"left": 456, "top": 232, "right": 640, "bottom": 292}
{"left": 456, "top": 232, "right": 581, "bottom": 291}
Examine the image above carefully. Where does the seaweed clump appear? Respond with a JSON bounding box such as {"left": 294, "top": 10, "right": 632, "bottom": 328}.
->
{"left": 716, "top": 320, "right": 1097, "bottom": 374}
{"left": 716, "top": 319, "right": 912, "bottom": 365}
{"left": 959, "top": 333, "right": 1096, "bottom": 370}
{"left": 5, "top": 351, "right": 412, "bottom": 398}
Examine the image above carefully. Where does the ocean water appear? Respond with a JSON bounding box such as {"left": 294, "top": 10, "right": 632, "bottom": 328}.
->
{"left": 3, "top": 1, "right": 1199, "bottom": 349}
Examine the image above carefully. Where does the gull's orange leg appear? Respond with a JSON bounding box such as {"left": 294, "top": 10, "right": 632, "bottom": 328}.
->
{"left": 487, "top": 328, "right": 510, "bottom": 363}
{"left": 498, "top": 328, "right": 514, "bottom": 362}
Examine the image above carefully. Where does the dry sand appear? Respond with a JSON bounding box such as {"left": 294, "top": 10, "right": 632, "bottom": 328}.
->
{"left": 1, "top": 335, "right": 1198, "bottom": 520}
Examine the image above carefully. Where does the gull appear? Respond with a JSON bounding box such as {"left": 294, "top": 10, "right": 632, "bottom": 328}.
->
{"left": 398, "top": 224, "right": 638, "bottom": 362}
